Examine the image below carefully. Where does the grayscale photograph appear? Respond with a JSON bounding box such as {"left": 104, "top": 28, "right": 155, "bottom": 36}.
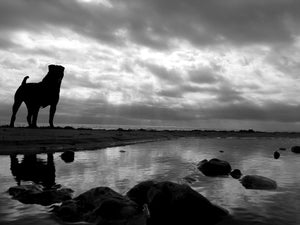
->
{"left": 0, "top": 1, "right": 299, "bottom": 225}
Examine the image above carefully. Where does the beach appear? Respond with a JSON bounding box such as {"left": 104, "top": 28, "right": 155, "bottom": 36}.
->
{"left": 1, "top": 126, "right": 300, "bottom": 155}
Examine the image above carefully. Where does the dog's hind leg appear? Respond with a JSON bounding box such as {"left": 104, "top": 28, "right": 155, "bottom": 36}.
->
{"left": 26, "top": 106, "right": 33, "bottom": 127}
{"left": 31, "top": 107, "right": 40, "bottom": 128}
{"left": 10, "top": 98, "right": 23, "bottom": 127}
{"left": 49, "top": 104, "right": 56, "bottom": 128}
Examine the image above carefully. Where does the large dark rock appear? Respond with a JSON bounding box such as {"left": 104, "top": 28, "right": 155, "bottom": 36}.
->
{"left": 197, "top": 158, "right": 232, "bottom": 176}
{"left": 291, "top": 146, "right": 300, "bottom": 153}
{"left": 126, "top": 180, "right": 228, "bottom": 225}
{"left": 240, "top": 175, "right": 277, "bottom": 190}
{"left": 53, "top": 186, "right": 146, "bottom": 225}
{"left": 8, "top": 184, "right": 73, "bottom": 206}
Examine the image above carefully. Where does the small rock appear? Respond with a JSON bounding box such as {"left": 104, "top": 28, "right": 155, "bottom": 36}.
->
{"left": 60, "top": 150, "right": 75, "bottom": 163}
{"left": 279, "top": 147, "right": 286, "bottom": 151}
{"left": 273, "top": 151, "right": 280, "bottom": 159}
{"left": 230, "top": 169, "right": 242, "bottom": 179}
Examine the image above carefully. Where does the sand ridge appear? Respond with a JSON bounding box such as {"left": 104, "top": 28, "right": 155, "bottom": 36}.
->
{"left": 1, "top": 127, "right": 300, "bottom": 155}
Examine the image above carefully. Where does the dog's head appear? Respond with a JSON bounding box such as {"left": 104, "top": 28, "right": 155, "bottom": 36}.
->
{"left": 48, "top": 64, "right": 64, "bottom": 81}
{"left": 42, "top": 64, "right": 65, "bottom": 85}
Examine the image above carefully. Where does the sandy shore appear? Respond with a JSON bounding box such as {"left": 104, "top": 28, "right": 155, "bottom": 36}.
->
{"left": 1, "top": 126, "right": 300, "bottom": 155}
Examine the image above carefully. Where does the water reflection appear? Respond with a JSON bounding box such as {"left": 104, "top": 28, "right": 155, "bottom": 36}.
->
{"left": 0, "top": 138, "right": 300, "bottom": 225}
{"left": 10, "top": 153, "right": 55, "bottom": 188}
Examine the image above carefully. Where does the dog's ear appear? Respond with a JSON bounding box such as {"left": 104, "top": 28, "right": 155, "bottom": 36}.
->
{"left": 48, "top": 64, "right": 56, "bottom": 71}
{"left": 58, "top": 65, "right": 65, "bottom": 72}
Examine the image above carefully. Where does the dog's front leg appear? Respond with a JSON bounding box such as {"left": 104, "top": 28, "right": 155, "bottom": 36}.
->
{"left": 49, "top": 104, "right": 56, "bottom": 128}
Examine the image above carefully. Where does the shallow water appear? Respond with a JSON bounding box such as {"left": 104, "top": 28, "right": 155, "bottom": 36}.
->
{"left": 0, "top": 137, "right": 300, "bottom": 225}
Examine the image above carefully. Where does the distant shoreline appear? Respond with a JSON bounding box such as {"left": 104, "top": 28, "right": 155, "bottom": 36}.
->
{"left": 1, "top": 126, "right": 300, "bottom": 155}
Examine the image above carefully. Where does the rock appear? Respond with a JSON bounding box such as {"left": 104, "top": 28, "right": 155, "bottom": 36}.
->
{"left": 273, "top": 151, "right": 280, "bottom": 159}
{"left": 240, "top": 175, "right": 277, "bottom": 190}
{"left": 60, "top": 150, "right": 75, "bottom": 163}
{"left": 219, "top": 150, "right": 224, "bottom": 153}
{"left": 230, "top": 169, "right": 242, "bottom": 179}
{"left": 126, "top": 180, "right": 228, "bottom": 225}
{"left": 279, "top": 147, "right": 286, "bottom": 151}
{"left": 8, "top": 184, "right": 73, "bottom": 206}
{"left": 197, "top": 158, "right": 232, "bottom": 176}
{"left": 53, "top": 186, "right": 146, "bottom": 225}
{"left": 291, "top": 146, "right": 300, "bottom": 153}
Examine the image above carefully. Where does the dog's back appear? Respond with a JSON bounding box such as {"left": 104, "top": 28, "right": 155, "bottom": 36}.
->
{"left": 10, "top": 65, "right": 65, "bottom": 127}
{"left": 14, "top": 76, "right": 45, "bottom": 107}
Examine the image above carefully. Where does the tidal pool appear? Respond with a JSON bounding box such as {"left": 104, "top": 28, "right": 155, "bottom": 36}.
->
{"left": 0, "top": 137, "right": 300, "bottom": 225}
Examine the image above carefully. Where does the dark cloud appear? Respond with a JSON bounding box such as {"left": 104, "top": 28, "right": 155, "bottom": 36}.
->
{"left": 215, "top": 85, "right": 245, "bottom": 103}
{"left": 157, "top": 88, "right": 183, "bottom": 98}
{"left": 188, "top": 68, "right": 221, "bottom": 84}
{"left": 156, "top": 84, "right": 218, "bottom": 99}
{"left": 1, "top": 0, "right": 299, "bottom": 50}
{"left": 2, "top": 95, "right": 300, "bottom": 130}
{"left": 203, "top": 101, "right": 300, "bottom": 123}
{"left": 0, "top": 34, "right": 18, "bottom": 50}
{"left": 143, "top": 63, "right": 183, "bottom": 84}
{"left": 117, "top": 0, "right": 300, "bottom": 48}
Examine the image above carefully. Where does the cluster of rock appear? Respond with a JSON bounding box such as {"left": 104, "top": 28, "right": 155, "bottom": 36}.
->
{"left": 53, "top": 186, "right": 146, "bottom": 225}
{"left": 51, "top": 181, "right": 229, "bottom": 225}
{"left": 8, "top": 180, "right": 229, "bottom": 225}
{"left": 196, "top": 158, "right": 277, "bottom": 190}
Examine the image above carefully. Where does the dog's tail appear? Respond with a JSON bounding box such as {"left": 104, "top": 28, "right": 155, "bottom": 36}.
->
{"left": 21, "top": 76, "right": 29, "bottom": 85}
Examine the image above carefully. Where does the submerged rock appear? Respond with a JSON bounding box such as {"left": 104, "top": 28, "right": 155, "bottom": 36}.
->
{"left": 60, "top": 150, "right": 75, "bottom": 163}
{"left": 291, "top": 146, "right": 300, "bottom": 153}
{"left": 8, "top": 183, "right": 73, "bottom": 206}
{"left": 197, "top": 158, "right": 232, "bottom": 176}
{"left": 126, "top": 180, "right": 229, "bottom": 225}
{"left": 240, "top": 175, "right": 277, "bottom": 190}
{"left": 230, "top": 169, "right": 242, "bottom": 179}
{"left": 53, "top": 186, "right": 146, "bottom": 225}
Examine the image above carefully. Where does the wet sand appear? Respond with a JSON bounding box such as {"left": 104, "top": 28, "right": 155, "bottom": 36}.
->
{"left": 1, "top": 126, "right": 300, "bottom": 155}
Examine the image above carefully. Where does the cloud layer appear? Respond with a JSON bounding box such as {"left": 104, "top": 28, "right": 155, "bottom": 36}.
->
{"left": 1, "top": 0, "right": 300, "bottom": 131}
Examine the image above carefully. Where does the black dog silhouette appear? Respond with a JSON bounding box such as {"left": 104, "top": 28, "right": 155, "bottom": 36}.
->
{"left": 10, "top": 65, "right": 64, "bottom": 128}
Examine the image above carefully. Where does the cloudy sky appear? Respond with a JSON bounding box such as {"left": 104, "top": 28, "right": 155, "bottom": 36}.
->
{"left": 1, "top": 0, "right": 300, "bottom": 131}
